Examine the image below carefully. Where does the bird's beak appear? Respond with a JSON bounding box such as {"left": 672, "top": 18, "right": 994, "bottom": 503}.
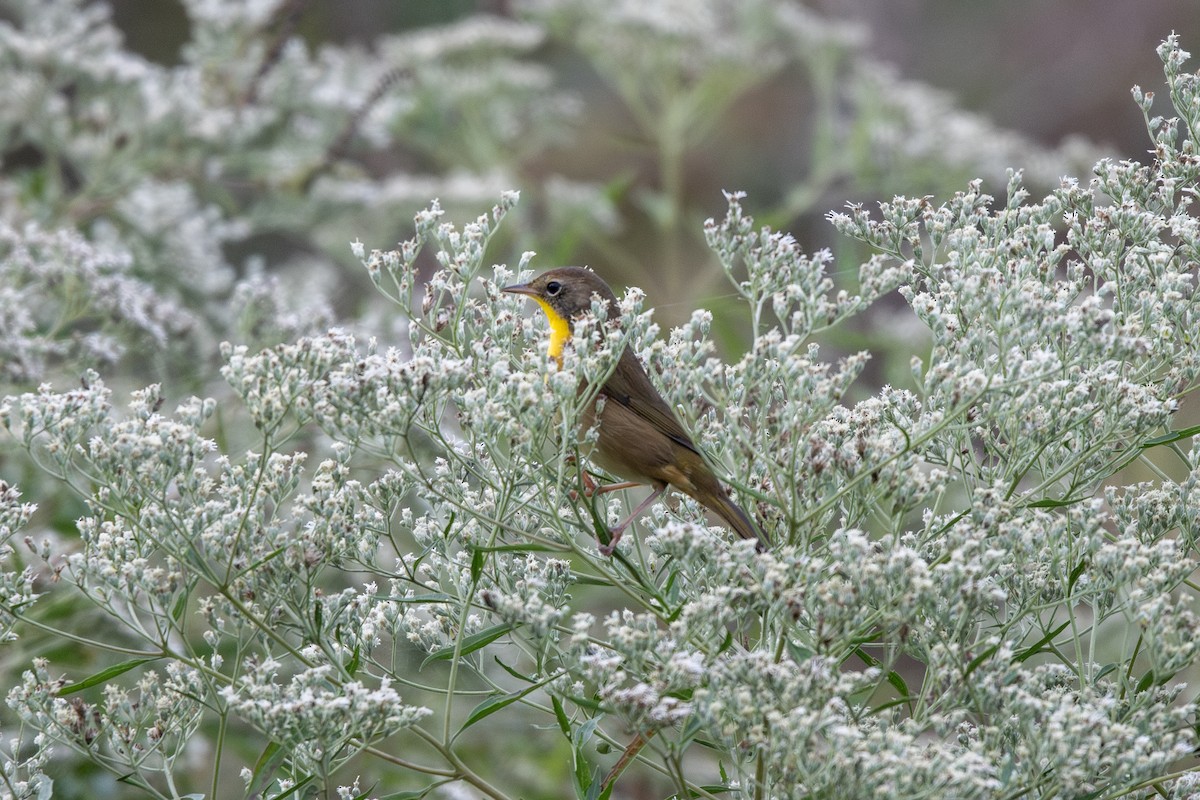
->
{"left": 501, "top": 283, "right": 538, "bottom": 297}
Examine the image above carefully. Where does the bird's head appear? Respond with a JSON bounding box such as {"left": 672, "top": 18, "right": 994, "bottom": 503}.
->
{"left": 502, "top": 267, "right": 620, "bottom": 363}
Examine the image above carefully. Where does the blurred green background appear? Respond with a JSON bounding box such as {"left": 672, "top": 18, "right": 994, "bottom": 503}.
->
{"left": 104, "top": 0, "right": 1200, "bottom": 333}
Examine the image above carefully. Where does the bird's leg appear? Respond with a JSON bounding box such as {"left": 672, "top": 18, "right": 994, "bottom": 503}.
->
{"left": 569, "top": 463, "right": 639, "bottom": 500}
{"left": 599, "top": 486, "right": 663, "bottom": 556}
{"left": 588, "top": 480, "right": 641, "bottom": 497}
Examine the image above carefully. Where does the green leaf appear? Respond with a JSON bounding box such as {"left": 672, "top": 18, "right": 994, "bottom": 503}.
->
{"left": 347, "top": 780, "right": 379, "bottom": 800}
{"left": 553, "top": 695, "right": 572, "bottom": 739}
{"left": 852, "top": 646, "right": 879, "bottom": 667}
{"left": 884, "top": 669, "right": 909, "bottom": 699}
{"left": 493, "top": 655, "right": 536, "bottom": 684}
{"left": 663, "top": 788, "right": 734, "bottom": 800}
{"left": 574, "top": 715, "right": 601, "bottom": 748}
{"left": 378, "top": 785, "right": 449, "bottom": 800}
{"left": 421, "top": 624, "right": 512, "bottom": 668}
{"left": 873, "top": 696, "right": 917, "bottom": 714}
{"left": 1067, "top": 558, "right": 1089, "bottom": 593}
{"left": 573, "top": 573, "right": 616, "bottom": 586}
{"left": 275, "top": 775, "right": 317, "bottom": 799}
{"left": 470, "top": 547, "right": 485, "bottom": 584}
{"left": 170, "top": 592, "right": 188, "bottom": 622}
{"left": 573, "top": 716, "right": 603, "bottom": 798}
{"left": 1013, "top": 621, "right": 1071, "bottom": 663}
{"left": 591, "top": 776, "right": 614, "bottom": 800}
{"left": 245, "top": 741, "right": 291, "bottom": 798}
{"left": 571, "top": 694, "right": 604, "bottom": 713}
{"left": 58, "top": 657, "right": 160, "bottom": 696}
{"left": 786, "top": 640, "right": 814, "bottom": 663}
{"left": 853, "top": 647, "right": 910, "bottom": 708}
{"left": 457, "top": 683, "right": 542, "bottom": 735}
{"left": 679, "top": 714, "right": 704, "bottom": 746}
{"left": 475, "top": 543, "right": 561, "bottom": 553}
{"left": 965, "top": 642, "right": 1001, "bottom": 677}
{"left": 1108, "top": 425, "right": 1200, "bottom": 474}
{"left": 1141, "top": 424, "right": 1200, "bottom": 447}
{"left": 395, "top": 592, "right": 453, "bottom": 604}
{"left": 1027, "top": 496, "right": 1085, "bottom": 508}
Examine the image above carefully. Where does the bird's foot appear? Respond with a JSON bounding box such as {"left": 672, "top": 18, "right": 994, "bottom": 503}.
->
{"left": 597, "top": 527, "right": 624, "bottom": 557}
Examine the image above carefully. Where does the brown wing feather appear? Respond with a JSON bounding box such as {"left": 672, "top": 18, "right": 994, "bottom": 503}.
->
{"left": 600, "top": 347, "right": 700, "bottom": 454}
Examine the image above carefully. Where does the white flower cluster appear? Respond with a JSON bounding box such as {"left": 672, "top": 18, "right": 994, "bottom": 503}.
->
{"left": 0, "top": 222, "right": 192, "bottom": 383}
{"left": 220, "top": 659, "right": 430, "bottom": 769}
{"left": 480, "top": 555, "right": 573, "bottom": 639}
{"left": 6, "top": 659, "right": 204, "bottom": 794}
{"left": 0, "top": 482, "right": 38, "bottom": 645}
{"left": 2, "top": 11, "right": 1200, "bottom": 797}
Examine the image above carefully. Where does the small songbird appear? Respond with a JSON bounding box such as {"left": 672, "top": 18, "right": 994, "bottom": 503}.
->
{"left": 502, "top": 267, "right": 767, "bottom": 553}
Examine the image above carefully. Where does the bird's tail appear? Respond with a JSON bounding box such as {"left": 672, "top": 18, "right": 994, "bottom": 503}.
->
{"left": 703, "top": 489, "right": 768, "bottom": 551}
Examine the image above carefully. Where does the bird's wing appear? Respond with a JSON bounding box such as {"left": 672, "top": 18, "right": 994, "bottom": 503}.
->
{"left": 600, "top": 348, "right": 702, "bottom": 456}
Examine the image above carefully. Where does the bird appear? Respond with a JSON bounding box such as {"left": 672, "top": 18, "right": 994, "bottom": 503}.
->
{"left": 502, "top": 267, "right": 767, "bottom": 554}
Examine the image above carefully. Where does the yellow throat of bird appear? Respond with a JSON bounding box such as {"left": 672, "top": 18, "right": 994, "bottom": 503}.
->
{"left": 534, "top": 297, "right": 571, "bottom": 367}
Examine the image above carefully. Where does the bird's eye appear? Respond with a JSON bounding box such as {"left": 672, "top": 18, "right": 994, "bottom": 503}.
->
{"left": 545, "top": 280, "right": 562, "bottom": 296}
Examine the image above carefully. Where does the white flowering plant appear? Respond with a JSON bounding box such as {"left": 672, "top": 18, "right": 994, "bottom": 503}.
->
{"left": 1, "top": 0, "right": 1199, "bottom": 796}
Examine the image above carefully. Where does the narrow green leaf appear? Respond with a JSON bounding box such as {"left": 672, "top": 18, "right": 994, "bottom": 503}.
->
{"left": 457, "top": 684, "right": 541, "bottom": 735}
{"left": 1028, "top": 496, "right": 1085, "bottom": 508}
{"left": 395, "top": 592, "right": 453, "bottom": 604}
{"left": 570, "top": 694, "right": 604, "bottom": 713}
{"left": 1013, "top": 621, "right": 1071, "bottom": 663}
{"left": 573, "top": 574, "right": 616, "bottom": 586}
{"left": 965, "top": 642, "right": 1001, "bottom": 677}
{"left": 679, "top": 714, "right": 703, "bottom": 745}
{"left": 574, "top": 715, "right": 601, "bottom": 748}
{"left": 1067, "top": 558, "right": 1089, "bottom": 593}
{"left": 58, "top": 657, "right": 160, "bottom": 696}
{"left": 553, "top": 695, "right": 572, "bottom": 739}
{"left": 854, "top": 647, "right": 879, "bottom": 668}
{"left": 580, "top": 772, "right": 600, "bottom": 800}
{"left": 378, "top": 784, "right": 449, "bottom": 800}
{"left": 170, "top": 592, "right": 187, "bottom": 622}
{"left": 246, "top": 741, "right": 290, "bottom": 798}
{"left": 873, "top": 696, "right": 917, "bottom": 714}
{"left": 1108, "top": 425, "right": 1200, "bottom": 474}
{"left": 1141, "top": 424, "right": 1200, "bottom": 447}
{"left": 421, "top": 623, "right": 511, "bottom": 668}
{"left": 470, "top": 547, "right": 485, "bottom": 584}
{"left": 475, "top": 543, "right": 561, "bottom": 553}
{"left": 275, "top": 775, "right": 316, "bottom": 799}
{"left": 493, "top": 655, "right": 536, "bottom": 684}
{"left": 347, "top": 780, "right": 379, "bottom": 800}
{"left": 786, "top": 640, "right": 814, "bottom": 663}
{"left": 884, "top": 670, "right": 909, "bottom": 698}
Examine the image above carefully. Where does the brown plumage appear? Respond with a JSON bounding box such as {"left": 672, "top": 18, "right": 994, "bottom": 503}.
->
{"left": 502, "top": 267, "right": 767, "bottom": 553}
